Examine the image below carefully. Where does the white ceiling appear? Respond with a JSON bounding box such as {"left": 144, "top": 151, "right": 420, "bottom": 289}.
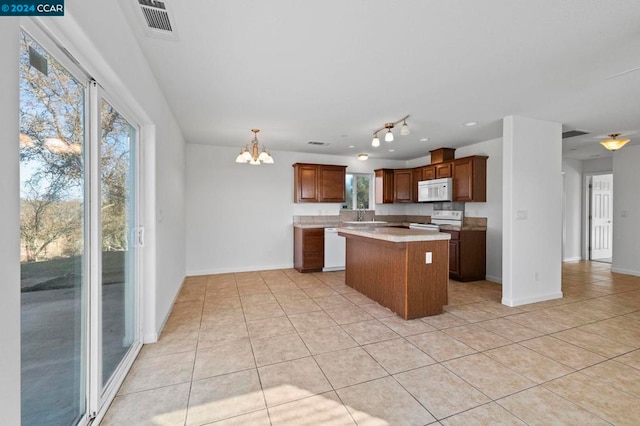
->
{"left": 120, "top": 0, "right": 640, "bottom": 161}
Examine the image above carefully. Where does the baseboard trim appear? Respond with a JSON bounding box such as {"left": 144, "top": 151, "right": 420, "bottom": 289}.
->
{"left": 611, "top": 267, "right": 640, "bottom": 277}
{"left": 485, "top": 275, "right": 502, "bottom": 284}
{"left": 187, "top": 263, "right": 294, "bottom": 277}
{"left": 563, "top": 256, "right": 582, "bottom": 262}
{"left": 502, "top": 291, "right": 563, "bottom": 307}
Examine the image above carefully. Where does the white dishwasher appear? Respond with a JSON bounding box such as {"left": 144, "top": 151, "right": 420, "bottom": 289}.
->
{"left": 323, "top": 227, "right": 346, "bottom": 271}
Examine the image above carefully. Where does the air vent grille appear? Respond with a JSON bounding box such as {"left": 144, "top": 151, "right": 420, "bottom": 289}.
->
{"left": 307, "top": 141, "right": 330, "bottom": 146}
{"left": 562, "top": 129, "right": 589, "bottom": 139}
{"left": 138, "top": 0, "right": 172, "bottom": 32}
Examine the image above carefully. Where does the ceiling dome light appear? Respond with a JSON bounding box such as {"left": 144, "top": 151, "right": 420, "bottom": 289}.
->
{"left": 357, "top": 153, "right": 369, "bottom": 161}
{"left": 372, "top": 133, "right": 380, "bottom": 147}
{"left": 400, "top": 120, "right": 410, "bottom": 136}
{"left": 463, "top": 121, "right": 479, "bottom": 127}
{"left": 600, "top": 133, "right": 630, "bottom": 151}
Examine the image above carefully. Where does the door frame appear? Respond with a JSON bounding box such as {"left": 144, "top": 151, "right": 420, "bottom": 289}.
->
{"left": 583, "top": 171, "right": 613, "bottom": 262}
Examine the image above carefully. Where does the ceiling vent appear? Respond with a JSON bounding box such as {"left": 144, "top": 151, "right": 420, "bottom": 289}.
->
{"left": 137, "top": 0, "right": 178, "bottom": 40}
{"left": 562, "top": 129, "right": 589, "bottom": 139}
{"left": 307, "top": 141, "right": 330, "bottom": 146}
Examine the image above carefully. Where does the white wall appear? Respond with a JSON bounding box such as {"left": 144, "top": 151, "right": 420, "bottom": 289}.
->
{"left": 583, "top": 157, "right": 613, "bottom": 173}
{"left": 0, "top": 19, "right": 22, "bottom": 426}
{"left": 562, "top": 159, "right": 583, "bottom": 261}
{"left": 185, "top": 145, "right": 407, "bottom": 275}
{"left": 503, "top": 116, "right": 563, "bottom": 306}
{"left": 612, "top": 145, "right": 640, "bottom": 276}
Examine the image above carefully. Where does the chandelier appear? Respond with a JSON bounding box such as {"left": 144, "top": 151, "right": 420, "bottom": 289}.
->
{"left": 235, "top": 129, "right": 274, "bottom": 165}
{"left": 371, "top": 115, "right": 410, "bottom": 147}
{"left": 600, "top": 133, "right": 630, "bottom": 151}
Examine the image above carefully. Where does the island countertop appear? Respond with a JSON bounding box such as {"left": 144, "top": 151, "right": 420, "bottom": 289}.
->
{"left": 337, "top": 226, "right": 451, "bottom": 243}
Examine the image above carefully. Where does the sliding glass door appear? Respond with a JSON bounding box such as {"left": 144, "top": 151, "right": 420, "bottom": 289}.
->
{"left": 19, "top": 27, "right": 142, "bottom": 425}
{"left": 19, "top": 30, "right": 87, "bottom": 426}
{"left": 100, "top": 99, "right": 137, "bottom": 389}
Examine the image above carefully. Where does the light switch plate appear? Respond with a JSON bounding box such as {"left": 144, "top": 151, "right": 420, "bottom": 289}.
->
{"left": 425, "top": 252, "right": 432, "bottom": 264}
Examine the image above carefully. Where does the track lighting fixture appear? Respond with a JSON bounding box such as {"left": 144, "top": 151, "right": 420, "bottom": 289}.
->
{"left": 371, "top": 115, "right": 410, "bottom": 147}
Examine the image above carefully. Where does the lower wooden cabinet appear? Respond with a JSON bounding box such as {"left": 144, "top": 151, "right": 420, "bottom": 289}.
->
{"left": 293, "top": 227, "right": 324, "bottom": 272}
{"left": 440, "top": 229, "right": 486, "bottom": 282}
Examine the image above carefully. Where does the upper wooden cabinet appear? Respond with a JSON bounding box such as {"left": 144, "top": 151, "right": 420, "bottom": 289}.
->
{"left": 421, "top": 166, "right": 435, "bottom": 181}
{"left": 393, "top": 169, "right": 414, "bottom": 203}
{"left": 374, "top": 169, "right": 394, "bottom": 204}
{"left": 319, "top": 165, "right": 348, "bottom": 202}
{"left": 435, "top": 162, "right": 453, "bottom": 178}
{"left": 419, "top": 162, "right": 452, "bottom": 181}
{"left": 293, "top": 163, "right": 347, "bottom": 203}
{"left": 452, "top": 156, "right": 487, "bottom": 202}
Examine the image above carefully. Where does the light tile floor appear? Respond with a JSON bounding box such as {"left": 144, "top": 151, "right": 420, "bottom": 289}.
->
{"left": 102, "top": 261, "right": 640, "bottom": 425}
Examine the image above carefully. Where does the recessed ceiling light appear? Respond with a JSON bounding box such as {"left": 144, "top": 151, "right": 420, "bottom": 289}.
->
{"left": 341, "top": 134, "right": 349, "bottom": 138}
{"left": 569, "top": 148, "right": 577, "bottom": 151}
{"left": 420, "top": 138, "right": 430, "bottom": 142}
{"left": 388, "top": 149, "right": 395, "bottom": 152}
{"left": 348, "top": 145, "right": 355, "bottom": 148}
{"left": 463, "top": 121, "right": 479, "bottom": 127}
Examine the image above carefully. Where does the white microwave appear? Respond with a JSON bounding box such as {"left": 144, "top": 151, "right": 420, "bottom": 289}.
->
{"left": 418, "top": 177, "right": 453, "bottom": 202}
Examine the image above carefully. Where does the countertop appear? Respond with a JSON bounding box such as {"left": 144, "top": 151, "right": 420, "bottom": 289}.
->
{"left": 293, "top": 222, "right": 486, "bottom": 231}
{"left": 337, "top": 226, "right": 451, "bottom": 243}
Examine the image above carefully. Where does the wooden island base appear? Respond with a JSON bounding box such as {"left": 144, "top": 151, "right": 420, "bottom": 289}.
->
{"left": 342, "top": 233, "right": 449, "bottom": 319}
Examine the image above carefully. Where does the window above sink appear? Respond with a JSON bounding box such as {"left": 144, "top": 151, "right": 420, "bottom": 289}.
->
{"left": 344, "top": 173, "right": 373, "bottom": 210}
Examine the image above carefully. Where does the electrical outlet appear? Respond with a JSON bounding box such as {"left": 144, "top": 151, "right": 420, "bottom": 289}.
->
{"left": 425, "top": 252, "right": 432, "bottom": 264}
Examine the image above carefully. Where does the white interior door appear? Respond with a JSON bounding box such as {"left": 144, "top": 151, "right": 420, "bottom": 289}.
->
{"left": 590, "top": 174, "right": 613, "bottom": 260}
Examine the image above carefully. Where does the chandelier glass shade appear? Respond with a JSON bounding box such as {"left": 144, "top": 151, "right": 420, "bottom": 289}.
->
{"left": 371, "top": 115, "right": 410, "bottom": 147}
{"left": 235, "top": 129, "right": 274, "bottom": 165}
{"left": 600, "top": 133, "right": 630, "bottom": 151}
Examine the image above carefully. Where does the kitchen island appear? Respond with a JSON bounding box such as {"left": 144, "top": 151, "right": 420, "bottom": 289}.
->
{"left": 338, "top": 227, "right": 451, "bottom": 319}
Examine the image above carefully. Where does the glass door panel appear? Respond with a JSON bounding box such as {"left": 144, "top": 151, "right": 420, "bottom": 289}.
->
{"left": 100, "top": 99, "right": 137, "bottom": 388}
{"left": 19, "top": 31, "right": 86, "bottom": 426}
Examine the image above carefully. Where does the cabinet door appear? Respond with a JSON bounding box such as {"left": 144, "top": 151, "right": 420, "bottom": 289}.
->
{"left": 295, "top": 164, "right": 319, "bottom": 202}
{"left": 422, "top": 166, "right": 435, "bottom": 181}
{"left": 303, "top": 228, "right": 324, "bottom": 270}
{"left": 319, "top": 165, "right": 346, "bottom": 202}
{"left": 435, "top": 162, "right": 452, "bottom": 178}
{"left": 294, "top": 227, "right": 324, "bottom": 272}
{"left": 449, "top": 240, "right": 460, "bottom": 277}
{"left": 375, "top": 169, "right": 394, "bottom": 204}
{"left": 452, "top": 158, "right": 473, "bottom": 201}
{"left": 452, "top": 156, "right": 487, "bottom": 202}
{"left": 393, "top": 169, "right": 413, "bottom": 203}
